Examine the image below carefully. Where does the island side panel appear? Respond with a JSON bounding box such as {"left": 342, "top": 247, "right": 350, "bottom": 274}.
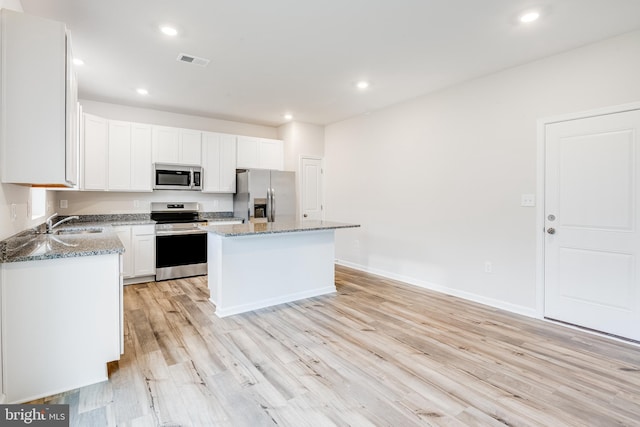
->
{"left": 208, "top": 229, "right": 336, "bottom": 317}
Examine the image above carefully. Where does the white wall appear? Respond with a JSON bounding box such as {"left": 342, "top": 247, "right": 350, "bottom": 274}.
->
{"left": 278, "top": 121, "right": 325, "bottom": 219}
{"left": 55, "top": 190, "right": 231, "bottom": 215}
{"left": 325, "top": 30, "right": 640, "bottom": 315}
{"left": 0, "top": 185, "right": 56, "bottom": 240}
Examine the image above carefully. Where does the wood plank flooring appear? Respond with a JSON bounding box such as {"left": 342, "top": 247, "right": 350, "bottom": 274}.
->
{"left": 31, "top": 265, "right": 640, "bottom": 426}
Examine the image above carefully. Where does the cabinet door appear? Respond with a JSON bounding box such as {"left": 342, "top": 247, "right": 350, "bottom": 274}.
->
{"left": 202, "top": 132, "right": 222, "bottom": 192}
{"left": 65, "top": 33, "right": 79, "bottom": 186}
{"left": 152, "top": 127, "right": 180, "bottom": 163}
{"left": 133, "top": 228, "right": 156, "bottom": 277}
{"left": 83, "top": 114, "right": 108, "bottom": 190}
{"left": 108, "top": 121, "right": 132, "bottom": 190}
{"left": 259, "top": 139, "right": 284, "bottom": 170}
{"left": 180, "top": 130, "right": 202, "bottom": 165}
{"left": 114, "top": 226, "right": 133, "bottom": 278}
{"left": 1, "top": 10, "right": 69, "bottom": 186}
{"left": 220, "top": 134, "right": 237, "bottom": 192}
{"left": 237, "top": 136, "right": 260, "bottom": 169}
{"left": 131, "top": 124, "right": 152, "bottom": 191}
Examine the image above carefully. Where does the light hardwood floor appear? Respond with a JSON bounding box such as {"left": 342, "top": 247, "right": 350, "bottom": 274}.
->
{"left": 32, "top": 265, "right": 640, "bottom": 426}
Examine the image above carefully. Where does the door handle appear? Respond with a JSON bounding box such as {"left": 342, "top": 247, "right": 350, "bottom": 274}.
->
{"left": 547, "top": 227, "right": 556, "bottom": 235}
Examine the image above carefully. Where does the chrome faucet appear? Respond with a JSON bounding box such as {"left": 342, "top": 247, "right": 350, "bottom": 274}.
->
{"left": 45, "top": 213, "right": 80, "bottom": 234}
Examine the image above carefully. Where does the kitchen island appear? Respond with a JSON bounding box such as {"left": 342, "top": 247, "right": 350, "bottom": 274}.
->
{"left": 201, "top": 220, "right": 359, "bottom": 317}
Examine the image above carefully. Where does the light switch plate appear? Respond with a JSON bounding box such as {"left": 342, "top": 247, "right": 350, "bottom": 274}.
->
{"left": 521, "top": 194, "right": 535, "bottom": 207}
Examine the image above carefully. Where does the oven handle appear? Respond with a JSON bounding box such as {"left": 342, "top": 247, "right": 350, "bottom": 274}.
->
{"left": 155, "top": 229, "right": 207, "bottom": 236}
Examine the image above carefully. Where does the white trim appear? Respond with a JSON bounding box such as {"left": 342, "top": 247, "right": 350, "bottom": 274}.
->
{"left": 213, "top": 286, "right": 336, "bottom": 318}
{"left": 335, "top": 259, "right": 539, "bottom": 319}
{"left": 535, "top": 101, "right": 640, "bottom": 319}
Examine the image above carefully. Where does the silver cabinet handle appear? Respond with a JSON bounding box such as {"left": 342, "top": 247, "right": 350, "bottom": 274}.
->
{"left": 547, "top": 228, "right": 556, "bottom": 235}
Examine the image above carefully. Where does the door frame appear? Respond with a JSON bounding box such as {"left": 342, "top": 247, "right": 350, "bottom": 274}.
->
{"left": 535, "top": 101, "right": 640, "bottom": 318}
{"left": 299, "top": 155, "right": 324, "bottom": 221}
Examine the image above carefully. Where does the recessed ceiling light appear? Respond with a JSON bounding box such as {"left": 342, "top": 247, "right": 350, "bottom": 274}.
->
{"left": 519, "top": 10, "right": 540, "bottom": 23}
{"left": 136, "top": 88, "right": 149, "bottom": 96}
{"left": 160, "top": 26, "right": 178, "bottom": 36}
{"left": 73, "top": 58, "right": 84, "bottom": 66}
{"left": 356, "top": 81, "right": 370, "bottom": 89}
{"left": 284, "top": 114, "right": 293, "bottom": 120}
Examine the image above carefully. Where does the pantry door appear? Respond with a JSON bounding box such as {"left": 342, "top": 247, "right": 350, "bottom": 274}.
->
{"left": 544, "top": 108, "right": 640, "bottom": 341}
{"left": 301, "top": 157, "right": 323, "bottom": 221}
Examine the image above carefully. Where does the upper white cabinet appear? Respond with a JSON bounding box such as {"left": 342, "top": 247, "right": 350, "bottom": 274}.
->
{"left": 82, "top": 114, "right": 152, "bottom": 192}
{"left": 108, "top": 121, "right": 152, "bottom": 191}
{"left": 152, "top": 126, "right": 202, "bottom": 165}
{"left": 83, "top": 114, "right": 108, "bottom": 190}
{"left": 202, "top": 132, "right": 237, "bottom": 193}
{"left": 0, "top": 10, "right": 78, "bottom": 186}
{"left": 237, "top": 136, "right": 283, "bottom": 170}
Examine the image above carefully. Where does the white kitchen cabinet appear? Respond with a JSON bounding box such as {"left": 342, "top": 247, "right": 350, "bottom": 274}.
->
{"left": 108, "top": 121, "right": 152, "bottom": 191}
{"left": 236, "top": 136, "right": 284, "bottom": 170}
{"left": 108, "top": 121, "right": 132, "bottom": 191}
{"left": 114, "top": 226, "right": 133, "bottom": 278}
{"left": 202, "top": 132, "right": 237, "bottom": 193}
{"left": 83, "top": 115, "right": 152, "bottom": 192}
{"left": 131, "top": 124, "right": 153, "bottom": 191}
{"left": 1, "top": 254, "right": 120, "bottom": 403}
{"left": 152, "top": 126, "right": 202, "bottom": 165}
{"left": 133, "top": 225, "right": 156, "bottom": 277}
{"left": 115, "top": 224, "right": 156, "bottom": 283}
{"left": 0, "top": 10, "right": 78, "bottom": 187}
{"left": 83, "top": 114, "right": 108, "bottom": 190}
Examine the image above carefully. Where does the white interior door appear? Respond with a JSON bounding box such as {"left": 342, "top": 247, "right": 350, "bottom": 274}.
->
{"left": 301, "top": 157, "right": 323, "bottom": 221}
{"left": 544, "top": 109, "right": 640, "bottom": 341}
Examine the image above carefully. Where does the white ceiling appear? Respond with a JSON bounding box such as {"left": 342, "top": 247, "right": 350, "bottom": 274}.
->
{"left": 19, "top": 0, "right": 640, "bottom": 127}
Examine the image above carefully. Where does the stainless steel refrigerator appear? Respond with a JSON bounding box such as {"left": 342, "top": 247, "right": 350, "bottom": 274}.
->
{"left": 233, "top": 169, "right": 296, "bottom": 223}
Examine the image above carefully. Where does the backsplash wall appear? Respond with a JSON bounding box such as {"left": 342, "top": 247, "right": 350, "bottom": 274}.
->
{"left": 54, "top": 191, "right": 233, "bottom": 215}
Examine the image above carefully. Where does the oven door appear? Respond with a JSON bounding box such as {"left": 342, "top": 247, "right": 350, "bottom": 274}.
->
{"left": 155, "top": 232, "right": 207, "bottom": 281}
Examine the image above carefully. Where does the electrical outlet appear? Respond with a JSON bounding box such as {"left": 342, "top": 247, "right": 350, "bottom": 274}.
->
{"left": 213, "top": 199, "right": 219, "bottom": 208}
{"left": 133, "top": 200, "right": 140, "bottom": 208}
{"left": 10, "top": 204, "right": 17, "bottom": 221}
{"left": 521, "top": 194, "right": 535, "bottom": 207}
{"left": 60, "top": 199, "right": 68, "bottom": 209}
{"left": 484, "top": 261, "right": 492, "bottom": 273}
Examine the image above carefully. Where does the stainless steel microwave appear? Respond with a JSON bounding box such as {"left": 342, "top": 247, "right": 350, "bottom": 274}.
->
{"left": 153, "top": 164, "right": 202, "bottom": 190}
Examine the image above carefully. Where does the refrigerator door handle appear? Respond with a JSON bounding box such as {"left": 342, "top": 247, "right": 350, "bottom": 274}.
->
{"left": 271, "top": 188, "right": 276, "bottom": 222}
{"left": 266, "top": 187, "right": 273, "bottom": 222}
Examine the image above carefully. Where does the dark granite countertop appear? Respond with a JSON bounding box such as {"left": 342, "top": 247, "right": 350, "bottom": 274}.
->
{"left": 1, "top": 225, "right": 124, "bottom": 263}
{"left": 0, "top": 212, "right": 240, "bottom": 263}
{"left": 200, "top": 220, "right": 360, "bottom": 237}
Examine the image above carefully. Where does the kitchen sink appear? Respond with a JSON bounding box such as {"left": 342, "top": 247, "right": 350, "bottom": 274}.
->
{"left": 53, "top": 228, "right": 104, "bottom": 235}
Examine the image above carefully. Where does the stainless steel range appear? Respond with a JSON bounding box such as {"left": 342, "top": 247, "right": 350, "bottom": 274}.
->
{"left": 151, "top": 202, "right": 208, "bottom": 281}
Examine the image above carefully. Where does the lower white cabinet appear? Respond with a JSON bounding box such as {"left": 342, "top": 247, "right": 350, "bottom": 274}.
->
{"left": 1, "top": 254, "right": 120, "bottom": 403}
{"left": 115, "top": 224, "right": 156, "bottom": 283}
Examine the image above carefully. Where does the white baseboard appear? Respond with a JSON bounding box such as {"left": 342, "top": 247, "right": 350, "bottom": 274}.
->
{"left": 213, "top": 286, "right": 337, "bottom": 318}
{"left": 335, "top": 260, "right": 538, "bottom": 319}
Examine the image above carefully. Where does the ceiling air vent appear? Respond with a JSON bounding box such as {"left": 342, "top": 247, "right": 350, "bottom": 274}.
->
{"left": 177, "top": 53, "right": 210, "bottom": 67}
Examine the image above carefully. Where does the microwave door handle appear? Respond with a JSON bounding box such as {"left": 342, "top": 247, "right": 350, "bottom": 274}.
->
{"left": 189, "top": 169, "right": 194, "bottom": 189}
